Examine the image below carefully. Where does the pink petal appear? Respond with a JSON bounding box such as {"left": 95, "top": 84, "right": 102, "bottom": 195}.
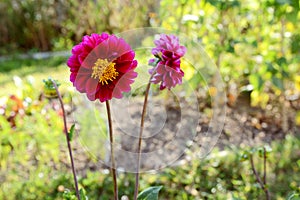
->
{"left": 85, "top": 78, "right": 99, "bottom": 95}
{"left": 94, "top": 40, "right": 109, "bottom": 59}
{"left": 67, "top": 55, "right": 80, "bottom": 68}
{"left": 74, "top": 75, "right": 88, "bottom": 92}
{"left": 98, "top": 86, "right": 112, "bottom": 102}
{"left": 72, "top": 44, "right": 83, "bottom": 54}
{"left": 116, "top": 60, "right": 135, "bottom": 73}
{"left": 118, "top": 51, "right": 135, "bottom": 61}
{"left": 156, "top": 64, "right": 166, "bottom": 74}
{"left": 112, "top": 86, "right": 123, "bottom": 99}
{"left": 70, "top": 72, "right": 77, "bottom": 82}
{"left": 87, "top": 93, "right": 96, "bottom": 101}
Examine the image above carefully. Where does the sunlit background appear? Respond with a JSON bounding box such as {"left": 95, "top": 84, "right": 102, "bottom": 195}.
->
{"left": 0, "top": 0, "right": 299, "bottom": 199}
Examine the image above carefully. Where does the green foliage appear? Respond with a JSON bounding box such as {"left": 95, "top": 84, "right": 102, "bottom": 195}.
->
{"left": 43, "top": 77, "right": 60, "bottom": 98}
{"left": 1, "top": 0, "right": 300, "bottom": 108}
{"left": 137, "top": 186, "right": 163, "bottom": 200}
{"left": 0, "top": 0, "right": 158, "bottom": 53}
{"left": 0, "top": 77, "right": 73, "bottom": 200}
{"left": 79, "top": 189, "right": 89, "bottom": 200}
{"left": 288, "top": 192, "right": 300, "bottom": 200}
{"left": 291, "top": 34, "right": 300, "bottom": 54}
{"left": 159, "top": 0, "right": 300, "bottom": 107}
{"left": 0, "top": 56, "right": 66, "bottom": 73}
{"left": 68, "top": 124, "right": 75, "bottom": 142}
{"left": 0, "top": 1, "right": 299, "bottom": 199}
{"left": 43, "top": 78, "right": 61, "bottom": 89}
{"left": 0, "top": 56, "right": 69, "bottom": 97}
{"left": 62, "top": 190, "right": 78, "bottom": 200}
{"left": 0, "top": 77, "right": 299, "bottom": 199}
{"left": 62, "top": 189, "right": 88, "bottom": 200}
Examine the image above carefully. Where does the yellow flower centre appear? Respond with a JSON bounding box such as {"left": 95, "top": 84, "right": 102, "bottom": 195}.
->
{"left": 91, "top": 58, "right": 119, "bottom": 85}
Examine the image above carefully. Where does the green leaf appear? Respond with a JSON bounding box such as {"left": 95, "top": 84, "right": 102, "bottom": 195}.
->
{"left": 62, "top": 190, "right": 77, "bottom": 200}
{"left": 271, "top": 76, "right": 284, "bottom": 90}
{"left": 258, "top": 147, "right": 264, "bottom": 158}
{"left": 137, "top": 186, "right": 163, "bottom": 200}
{"left": 282, "top": 69, "right": 290, "bottom": 79}
{"left": 275, "top": 0, "right": 290, "bottom": 5}
{"left": 249, "top": 74, "right": 264, "bottom": 92}
{"left": 276, "top": 57, "right": 287, "bottom": 66}
{"left": 206, "top": 0, "right": 240, "bottom": 10}
{"left": 239, "top": 151, "right": 249, "bottom": 162}
{"left": 287, "top": 0, "right": 300, "bottom": 24}
{"left": 43, "top": 77, "right": 60, "bottom": 89}
{"left": 79, "top": 188, "right": 89, "bottom": 200}
{"left": 288, "top": 192, "right": 300, "bottom": 200}
{"left": 266, "top": 63, "right": 278, "bottom": 74}
{"left": 291, "top": 34, "right": 300, "bottom": 54}
{"left": 226, "top": 39, "right": 238, "bottom": 53}
{"left": 68, "top": 124, "right": 75, "bottom": 141}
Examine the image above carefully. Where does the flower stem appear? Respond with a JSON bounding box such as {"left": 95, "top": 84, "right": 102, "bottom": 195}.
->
{"left": 133, "top": 72, "right": 156, "bottom": 200}
{"left": 263, "top": 147, "right": 267, "bottom": 185}
{"left": 105, "top": 100, "right": 118, "bottom": 200}
{"left": 250, "top": 153, "right": 270, "bottom": 200}
{"left": 52, "top": 80, "right": 80, "bottom": 200}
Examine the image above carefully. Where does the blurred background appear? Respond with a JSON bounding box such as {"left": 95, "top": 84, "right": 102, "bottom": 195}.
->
{"left": 0, "top": 0, "right": 300, "bottom": 199}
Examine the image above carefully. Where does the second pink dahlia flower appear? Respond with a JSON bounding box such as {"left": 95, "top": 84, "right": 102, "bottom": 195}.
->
{"left": 149, "top": 34, "right": 186, "bottom": 90}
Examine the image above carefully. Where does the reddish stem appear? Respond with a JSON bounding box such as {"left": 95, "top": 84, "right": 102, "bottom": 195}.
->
{"left": 52, "top": 80, "right": 80, "bottom": 200}
{"left": 133, "top": 71, "right": 156, "bottom": 200}
{"left": 106, "top": 101, "right": 119, "bottom": 200}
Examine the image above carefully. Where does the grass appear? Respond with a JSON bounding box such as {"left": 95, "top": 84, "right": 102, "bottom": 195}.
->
{"left": 0, "top": 57, "right": 71, "bottom": 97}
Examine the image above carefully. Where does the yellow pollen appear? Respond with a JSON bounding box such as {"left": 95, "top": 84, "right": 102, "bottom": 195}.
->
{"left": 91, "top": 58, "right": 119, "bottom": 85}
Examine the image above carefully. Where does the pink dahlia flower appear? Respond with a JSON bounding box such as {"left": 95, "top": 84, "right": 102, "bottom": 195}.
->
{"left": 67, "top": 33, "right": 137, "bottom": 102}
{"left": 149, "top": 34, "right": 186, "bottom": 90}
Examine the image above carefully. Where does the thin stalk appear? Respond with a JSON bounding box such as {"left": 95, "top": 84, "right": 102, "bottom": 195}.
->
{"left": 133, "top": 72, "right": 156, "bottom": 200}
{"left": 105, "top": 101, "right": 118, "bottom": 200}
{"left": 250, "top": 154, "right": 270, "bottom": 200}
{"left": 52, "top": 81, "right": 80, "bottom": 200}
{"left": 263, "top": 147, "right": 267, "bottom": 185}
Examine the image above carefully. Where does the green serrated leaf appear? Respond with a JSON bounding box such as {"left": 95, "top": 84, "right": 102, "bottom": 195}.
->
{"left": 68, "top": 124, "right": 75, "bottom": 141}
{"left": 137, "top": 186, "right": 163, "bottom": 200}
